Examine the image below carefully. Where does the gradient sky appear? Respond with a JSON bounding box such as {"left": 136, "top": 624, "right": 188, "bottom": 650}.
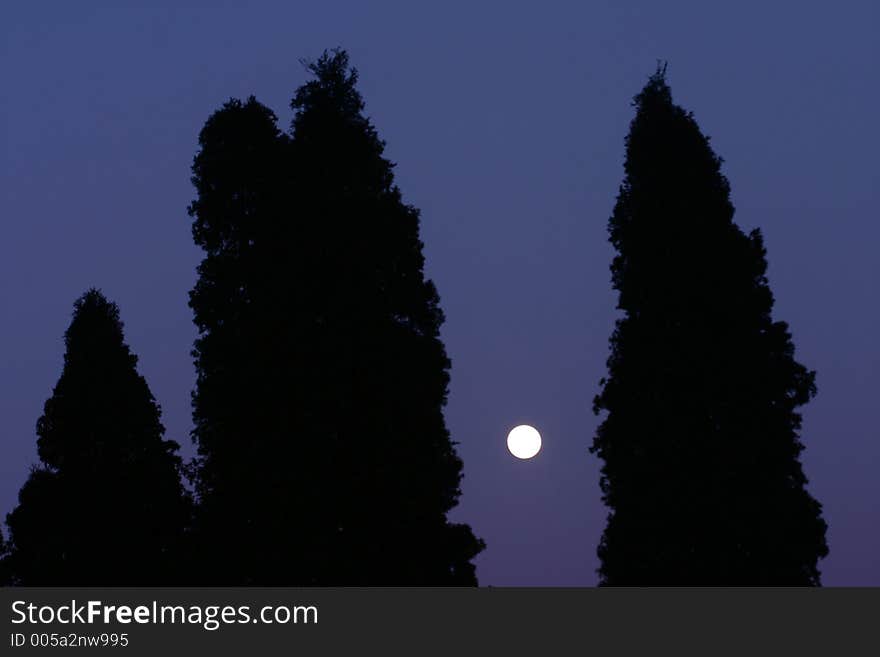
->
{"left": 2, "top": 1, "right": 877, "bottom": 585}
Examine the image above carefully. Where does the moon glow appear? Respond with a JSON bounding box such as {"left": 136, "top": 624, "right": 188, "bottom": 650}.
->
{"left": 507, "top": 425, "right": 542, "bottom": 459}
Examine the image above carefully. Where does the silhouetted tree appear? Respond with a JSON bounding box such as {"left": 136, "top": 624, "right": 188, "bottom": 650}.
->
{"left": 185, "top": 95, "right": 288, "bottom": 584}
{"left": 4, "top": 290, "right": 191, "bottom": 584}
{"left": 289, "top": 50, "right": 483, "bottom": 584}
{"left": 591, "top": 65, "right": 828, "bottom": 585}
{"left": 188, "top": 49, "right": 483, "bottom": 584}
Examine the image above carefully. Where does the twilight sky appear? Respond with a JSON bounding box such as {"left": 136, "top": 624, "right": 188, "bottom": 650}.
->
{"left": 2, "top": 1, "right": 877, "bottom": 585}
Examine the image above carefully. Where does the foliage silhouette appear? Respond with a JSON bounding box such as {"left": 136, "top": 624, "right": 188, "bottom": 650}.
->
{"left": 188, "top": 49, "right": 483, "bottom": 585}
{"left": 591, "top": 65, "right": 828, "bottom": 585}
{"left": 3, "top": 290, "right": 191, "bottom": 584}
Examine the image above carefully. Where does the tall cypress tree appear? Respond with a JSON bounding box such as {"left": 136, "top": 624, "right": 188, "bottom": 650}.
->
{"left": 188, "top": 50, "right": 483, "bottom": 584}
{"left": 4, "top": 290, "right": 191, "bottom": 584}
{"left": 186, "top": 95, "right": 289, "bottom": 584}
{"left": 289, "top": 50, "right": 483, "bottom": 584}
{"left": 591, "top": 66, "right": 828, "bottom": 585}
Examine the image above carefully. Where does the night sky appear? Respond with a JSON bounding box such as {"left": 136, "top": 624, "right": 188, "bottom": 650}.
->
{"left": 2, "top": 2, "right": 877, "bottom": 585}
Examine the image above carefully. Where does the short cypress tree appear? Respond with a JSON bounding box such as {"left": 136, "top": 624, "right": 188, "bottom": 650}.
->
{"left": 4, "top": 290, "right": 191, "bottom": 584}
{"left": 591, "top": 66, "right": 828, "bottom": 585}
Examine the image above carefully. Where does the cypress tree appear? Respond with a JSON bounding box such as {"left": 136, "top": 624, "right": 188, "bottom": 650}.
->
{"left": 289, "top": 50, "right": 483, "bottom": 584}
{"left": 186, "top": 96, "right": 289, "bottom": 583}
{"left": 4, "top": 290, "right": 191, "bottom": 584}
{"left": 591, "top": 66, "right": 828, "bottom": 585}
{"left": 188, "top": 50, "right": 483, "bottom": 584}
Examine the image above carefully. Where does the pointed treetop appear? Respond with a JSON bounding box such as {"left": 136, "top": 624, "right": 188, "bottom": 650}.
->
{"left": 64, "top": 288, "right": 125, "bottom": 352}
{"left": 288, "top": 48, "right": 390, "bottom": 192}
{"left": 71, "top": 287, "right": 120, "bottom": 322}
{"left": 634, "top": 60, "right": 672, "bottom": 108}
{"left": 654, "top": 60, "right": 668, "bottom": 80}
{"left": 292, "top": 48, "right": 365, "bottom": 120}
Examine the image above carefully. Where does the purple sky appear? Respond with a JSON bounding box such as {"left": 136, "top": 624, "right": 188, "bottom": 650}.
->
{"left": 2, "top": 2, "right": 877, "bottom": 585}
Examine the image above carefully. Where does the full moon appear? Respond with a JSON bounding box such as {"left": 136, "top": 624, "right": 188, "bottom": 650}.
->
{"left": 507, "top": 424, "right": 542, "bottom": 459}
